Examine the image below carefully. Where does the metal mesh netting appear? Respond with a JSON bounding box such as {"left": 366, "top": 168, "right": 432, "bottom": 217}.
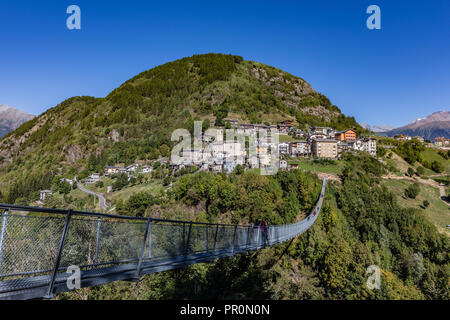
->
{"left": 0, "top": 215, "right": 65, "bottom": 276}
{"left": 60, "top": 217, "right": 147, "bottom": 268}
{"left": 0, "top": 177, "right": 326, "bottom": 298}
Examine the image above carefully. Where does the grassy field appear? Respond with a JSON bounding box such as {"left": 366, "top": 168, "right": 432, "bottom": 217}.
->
{"left": 288, "top": 159, "right": 345, "bottom": 175}
{"left": 421, "top": 148, "right": 450, "bottom": 174}
{"left": 278, "top": 134, "right": 299, "bottom": 143}
{"left": 382, "top": 151, "right": 410, "bottom": 175}
{"left": 383, "top": 178, "right": 450, "bottom": 235}
{"left": 107, "top": 180, "right": 164, "bottom": 203}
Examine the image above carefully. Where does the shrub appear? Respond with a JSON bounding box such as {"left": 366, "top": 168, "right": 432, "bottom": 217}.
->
{"left": 430, "top": 160, "right": 444, "bottom": 173}
{"left": 416, "top": 166, "right": 425, "bottom": 176}
{"left": 405, "top": 183, "right": 420, "bottom": 199}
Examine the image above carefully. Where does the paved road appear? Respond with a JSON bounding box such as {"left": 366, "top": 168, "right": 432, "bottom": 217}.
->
{"left": 438, "top": 185, "right": 449, "bottom": 206}
{"left": 76, "top": 182, "right": 109, "bottom": 210}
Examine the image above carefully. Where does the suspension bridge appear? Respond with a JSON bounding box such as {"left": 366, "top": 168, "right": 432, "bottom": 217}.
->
{"left": 0, "top": 176, "right": 327, "bottom": 300}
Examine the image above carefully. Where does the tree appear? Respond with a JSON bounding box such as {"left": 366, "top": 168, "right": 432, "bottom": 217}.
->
{"left": 416, "top": 166, "right": 425, "bottom": 176}
{"left": 405, "top": 183, "right": 420, "bottom": 199}
{"left": 112, "top": 173, "right": 129, "bottom": 191}
{"left": 430, "top": 160, "right": 444, "bottom": 173}
{"left": 438, "top": 150, "right": 449, "bottom": 160}
{"left": 407, "top": 167, "right": 415, "bottom": 177}
{"left": 126, "top": 192, "right": 155, "bottom": 217}
{"left": 422, "top": 200, "right": 430, "bottom": 209}
{"left": 57, "top": 180, "right": 72, "bottom": 195}
{"left": 376, "top": 146, "right": 387, "bottom": 157}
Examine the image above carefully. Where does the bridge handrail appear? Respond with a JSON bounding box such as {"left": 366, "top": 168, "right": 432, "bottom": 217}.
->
{"left": 0, "top": 176, "right": 327, "bottom": 299}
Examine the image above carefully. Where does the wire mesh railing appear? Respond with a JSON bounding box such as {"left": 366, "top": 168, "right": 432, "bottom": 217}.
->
{"left": 0, "top": 176, "right": 327, "bottom": 299}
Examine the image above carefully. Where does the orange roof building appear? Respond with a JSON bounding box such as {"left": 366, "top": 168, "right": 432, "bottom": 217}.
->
{"left": 334, "top": 129, "right": 356, "bottom": 141}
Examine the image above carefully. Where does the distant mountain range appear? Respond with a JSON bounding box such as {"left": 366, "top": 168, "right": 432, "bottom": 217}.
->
{"left": 360, "top": 123, "right": 395, "bottom": 133}
{"left": 0, "top": 105, "right": 35, "bottom": 138}
{"left": 363, "top": 111, "right": 450, "bottom": 141}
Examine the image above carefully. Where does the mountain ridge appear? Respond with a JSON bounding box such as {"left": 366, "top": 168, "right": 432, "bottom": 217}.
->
{"left": 0, "top": 105, "right": 35, "bottom": 138}
{"left": 383, "top": 110, "right": 450, "bottom": 141}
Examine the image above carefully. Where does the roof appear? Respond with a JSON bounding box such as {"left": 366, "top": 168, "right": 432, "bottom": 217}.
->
{"left": 313, "top": 139, "right": 338, "bottom": 143}
{"left": 335, "top": 129, "right": 355, "bottom": 134}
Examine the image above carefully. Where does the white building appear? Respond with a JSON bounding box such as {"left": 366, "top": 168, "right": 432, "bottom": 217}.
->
{"left": 278, "top": 143, "right": 289, "bottom": 155}
{"left": 40, "top": 190, "right": 53, "bottom": 201}
{"left": 249, "top": 155, "right": 259, "bottom": 168}
{"left": 60, "top": 178, "right": 74, "bottom": 186}
{"left": 289, "top": 141, "right": 309, "bottom": 156}
{"left": 126, "top": 164, "right": 139, "bottom": 173}
{"left": 85, "top": 173, "right": 101, "bottom": 184}
{"left": 360, "top": 138, "right": 377, "bottom": 156}
{"left": 141, "top": 166, "right": 153, "bottom": 174}
{"left": 223, "top": 160, "right": 236, "bottom": 173}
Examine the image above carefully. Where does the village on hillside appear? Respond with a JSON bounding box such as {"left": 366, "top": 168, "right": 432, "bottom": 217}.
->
{"left": 39, "top": 119, "right": 449, "bottom": 202}
{"left": 80, "top": 119, "right": 379, "bottom": 184}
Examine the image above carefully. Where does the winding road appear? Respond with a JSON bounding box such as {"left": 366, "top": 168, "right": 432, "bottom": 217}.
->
{"left": 76, "top": 182, "right": 109, "bottom": 210}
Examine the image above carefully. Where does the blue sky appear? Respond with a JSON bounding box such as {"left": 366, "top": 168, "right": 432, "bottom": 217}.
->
{"left": 0, "top": 0, "right": 449, "bottom": 127}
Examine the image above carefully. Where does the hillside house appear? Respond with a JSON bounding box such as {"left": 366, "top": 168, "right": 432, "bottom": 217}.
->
{"left": 435, "top": 137, "right": 450, "bottom": 147}
{"left": 277, "top": 124, "right": 292, "bottom": 134}
{"left": 126, "top": 164, "right": 139, "bottom": 173}
{"left": 310, "top": 127, "right": 334, "bottom": 137}
{"left": 278, "top": 142, "right": 289, "bottom": 155}
{"left": 279, "top": 160, "right": 288, "bottom": 169}
{"left": 224, "top": 119, "right": 239, "bottom": 127}
{"left": 104, "top": 166, "right": 119, "bottom": 176}
{"left": 280, "top": 120, "right": 294, "bottom": 126}
{"left": 85, "top": 173, "right": 101, "bottom": 184}
{"left": 289, "top": 141, "right": 309, "bottom": 156}
{"left": 360, "top": 138, "right": 377, "bottom": 156}
{"left": 60, "top": 178, "right": 74, "bottom": 186}
{"left": 335, "top": 129, "right": 356, "bottom": 141}
{"left": 394, "top": 134, "right": 411, "bottom": 141}
{"left": 141, "top": 166, "right": 153, "bottom": 174}
{"left": 311, "top": 139, "right": 338, "bottom": 158}
{"left": 40, "top": 190, "right": 53, "bottom": 201}
{"left": 411, "top": 136, "right": 425, "bottom": 143}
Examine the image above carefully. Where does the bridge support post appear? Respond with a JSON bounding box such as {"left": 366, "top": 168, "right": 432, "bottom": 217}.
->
{"left": 206, "top": 226, "right": 208, "bottom": 252}
{"left": 0, "top": 210, "right": 9, "bottom": 272}
{"left": 94, "top": 217, "right": 101, "bottom": 265}
{"left": 212, "top": 225, "right": 219, "bottom": 251}
{"left": 148, "top": 220, "right": 152, "bottom": 259}
{"left": 135, "top": 218, "right": 151, "bottom": 280}
{"left": 245, "top": 226, "right": 251, "bottom": 252}
{"left": 183, "top": 222, "right": 192, "bottom": 269}
{"left": 45, "top": 209, "right": 72, "bottom": 299}
{"left": 230, "top": 225, "right": 237, "bottom": 256}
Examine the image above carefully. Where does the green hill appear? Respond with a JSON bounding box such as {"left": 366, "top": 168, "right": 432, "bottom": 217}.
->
{"left": 0, "top": 53, "right": 364, "bottom": 203}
